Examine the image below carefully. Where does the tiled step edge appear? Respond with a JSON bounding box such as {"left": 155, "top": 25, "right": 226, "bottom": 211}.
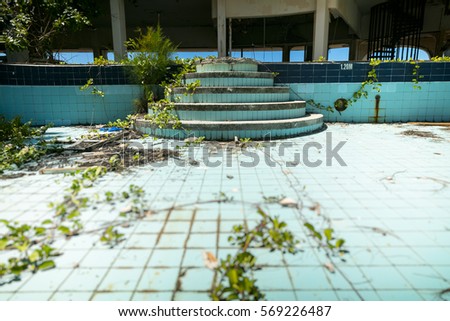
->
{"left": 135, "top": 114, "right": 324, "bottom": 141}
{"left": 184, "top": 71, "right": 274, "bottom": 79}
{"left": 172, "top": 101, "right": 305, "bottom": 111}
{"left": 172, "top": 86, "right": 289, "bottom": 94}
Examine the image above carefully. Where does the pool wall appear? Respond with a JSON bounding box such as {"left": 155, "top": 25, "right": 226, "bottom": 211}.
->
{"left": 261, "top": 62, "right": 450, "bottom": 123}
{"left": 0, "top": 64, "right": 142, "bottom": 126}
{"left": 1, "top": 62, "right": 449, "bottom": 125}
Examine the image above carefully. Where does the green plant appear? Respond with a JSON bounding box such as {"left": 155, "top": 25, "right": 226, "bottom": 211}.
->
{"left": 431, "top": 56, "right": 450, "bottom": 62}
{"left": 125, "top": 26, "right": 177, "bottom": 96}
{"left": 184, "top": 136, "right": 205, "bottom": 146}
{"left": 262, "top": 195, "right": 286, "bottom": 204}
{"left": 184, "top": 80, "right": 201, "bottom": 95}
{"left": 1, "top": 166, "right": 151, "bottom": 282}
{"left": 410, "top": 60, "right": 424, "bottom": 90}
{"left": 0, "top": 116, "right": 51, "bottom": 174}
{"left": 216, "top": 192, "right": 234, "bottom": 203}
{"left": 107, "top": 114, "right": 137, "bottom": 129}
{"left": 100, "top": 226, "right": 124, "bottom": 248}
{"left": 211, "top": 207, "right": 299, "bottom": 301}
{"left": 169, "top": 56, "right": 201, "bottom": 87}
{"left": 313, "top": 56, "right": 327, "bottom": 62}
{"left": 108, "top": 155, "right": 122, "bottom": 171}
{"left": 93, "top": 55, "right": 116, "bottom": 66}
{"left": 307, "top": 58, "right": 430, "bottom": 113}
{"left": 304, "top": 223, "right": 346, "bottom": 256}
{"left": 0, "top": 220, "right": 57, "bottom": 280}
{"left": 50, "top": 166, "right": 107, "bottom": 237}
{"left": 144, "top": 99, "right": 181, "bottom": 129}
{"left": 239, "top": 138, "right": 252, "bottom": 144}
{"left": 99, "top": 184, "right": 148, "bottom": 247}
{"left": 0, "top": 0, "right": 97, "bottom": 61}
{"left": 80, "top": 78, "right": 105, "bottom": 97}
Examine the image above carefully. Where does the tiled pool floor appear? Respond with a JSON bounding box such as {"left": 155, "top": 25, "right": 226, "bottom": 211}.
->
{"left": 0, "top": 123, "right": 449, "bottom": 301}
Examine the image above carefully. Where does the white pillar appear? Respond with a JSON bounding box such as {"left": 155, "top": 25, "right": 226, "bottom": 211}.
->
{"left": 110, "top": 0, "right": 127, "bottom": 61}
{"left": 217, "top": 0, "right": 227, "bottom": 57}
{"left": 313, "top": 0, "right": 330, "bottom": 60}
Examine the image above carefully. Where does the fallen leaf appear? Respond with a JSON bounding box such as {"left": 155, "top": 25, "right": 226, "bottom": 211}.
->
{"left": 309, "top": 203, "right": 321, "bottom": 215}
{"left": 120, "top": 205, "right": 132, "bottom": 214}
{"left": 203, "top": 251, "right": 218, "bottom": 269}
{"left": 324, "top": 262, "right": 335, "bottom": 273}
{"left": 189, "top": 159, "right": 199, "bottom": 166}
{"left": 279, "top": 197, "right": 298, "bottom": 208}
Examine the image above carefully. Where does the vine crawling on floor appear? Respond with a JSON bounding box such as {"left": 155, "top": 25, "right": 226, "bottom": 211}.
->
{"left": 0, "top": 166, "right": 107, "bottom": 283}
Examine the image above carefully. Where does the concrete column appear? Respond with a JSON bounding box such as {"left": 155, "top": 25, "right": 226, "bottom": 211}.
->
{"left": 305, "top": 45, "right": 313, "bottom": 61}
{"left": 313, "top": 0, "right": 330, "bottom": 60}
{"left": 282, "top": 46, "right": 291, "bottom": 62}
{"left": 110, "top": 0, "right": 127, "bottom": 61}
{"left": 349, "top": 39, "right": 359, "bottom": 61}
{"left": 217, "top": 0, "right": 227, "bottom": 57}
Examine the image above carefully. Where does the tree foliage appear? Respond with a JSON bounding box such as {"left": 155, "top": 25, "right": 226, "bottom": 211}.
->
{"left": 0, "top": 0, "right": 98, "bottom": 61}
{"left": 125, "top": 26, "right": 178, "bottom": 88}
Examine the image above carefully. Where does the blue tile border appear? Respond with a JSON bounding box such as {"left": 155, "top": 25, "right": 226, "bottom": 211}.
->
{"left": 260, "top": 62, "right": 450, "bottom": 84}
{"left": 2, "top": 62, "right": 449, "bottom": 87}
{"left": 0, "top": 64, "right": 135, "bottom": 86}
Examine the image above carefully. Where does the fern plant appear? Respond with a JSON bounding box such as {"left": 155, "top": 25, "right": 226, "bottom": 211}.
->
{"left": 125, "top": 26, "right": 177, "bottom": 101}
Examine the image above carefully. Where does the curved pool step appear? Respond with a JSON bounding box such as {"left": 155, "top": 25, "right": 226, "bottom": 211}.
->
{"left": 173, "top": 86, "right": 290, "bottom": 103}
{"left": 184, "top": 71, "right": 274, "bottom": 87}
{"left": 164, "top": 101, "right": 306, "bottom": 121}
{"left": 135, "top": 114, "right": 324, "bottom": 141}
{"left": 196, "top": 61, "right": 258, "bottom": 73}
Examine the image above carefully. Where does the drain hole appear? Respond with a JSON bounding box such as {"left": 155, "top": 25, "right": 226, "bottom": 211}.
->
{"left": 334, "top": 98, "right": 348, "bottom": 112}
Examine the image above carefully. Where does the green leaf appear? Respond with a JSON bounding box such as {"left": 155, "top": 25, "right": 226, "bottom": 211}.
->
{"left": 15, "top": 242, "right": 29, "bottom": 252}
{"left": 335, "top": 239, "right": 345, "bottom": 248}
{"left": 0, "top": 239, "right": 8, "bottom": 250}
{"left": 57, "top": 225, "right": 71, "bottom": 235}
{"left": 29, "top": 250, "right": 40, "bottom": 262}
{"left": 67, "top": 209, "right": 80, "bottom": 220}
{"left": 38, "top": 260, "right": 55, "bottom": 271}
{"left": 324, "top": 228, "right": 334, "bottom": 241}
{"left": 34, "top": 226, "right": 46, "bottom": 236}
{"left": 227, "top": 269, "right": 239, "bottom": 286}
{"left": 41, "top": 244, "right": 55, "bottom": 256}
{"left": 10, "top": 264, "right": 27, "bottom": 275}
{"left": 304, "top": 222, "right": 315, "bottom": 232}
{"left": 314, "top": 231, "right": 323, "bottom": 240}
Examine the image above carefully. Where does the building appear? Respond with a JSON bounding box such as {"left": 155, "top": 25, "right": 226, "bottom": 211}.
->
{"left": 48, "top": 0, "right": 450, "bottom": 62}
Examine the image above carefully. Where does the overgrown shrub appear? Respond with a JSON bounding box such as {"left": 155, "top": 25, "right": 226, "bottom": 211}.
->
{"left": 125, "top": 26, "right": 178, "bottom": 101}
{"left": 0, "top": 116, "right": 50, "bottom": 173}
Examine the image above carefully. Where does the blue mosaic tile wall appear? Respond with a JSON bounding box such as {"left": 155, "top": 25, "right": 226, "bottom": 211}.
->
{"left": 0, "top": 85, "right": 142, "bottom": 126}
{"left": 261, "top": 62, "right": 450, "bottom": 122}
{"left": 1, "top": 62, "right": 449, "bottom": 125}
{"left": 0, "top": 64, "right": 133, "bottom": 86}
{"left": 0, "top": 64, "right": 142, "bottom": 126}
{"left": 261, "top": 62, "right": 450, "bottom": 84}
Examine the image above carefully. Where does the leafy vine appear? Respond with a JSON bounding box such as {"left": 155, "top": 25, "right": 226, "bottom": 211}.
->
{"left": 306, "top": 58, "right": 428, "bottom": 113}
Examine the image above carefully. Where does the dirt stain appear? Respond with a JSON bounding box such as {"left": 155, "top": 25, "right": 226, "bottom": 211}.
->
{"left": 401, "top": 130, "right": 441, "bottom": 139}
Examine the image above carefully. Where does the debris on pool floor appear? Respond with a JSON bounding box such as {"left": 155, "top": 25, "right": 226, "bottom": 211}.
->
{"left": 0, "top": 123, "right": 449, "bottom": 301}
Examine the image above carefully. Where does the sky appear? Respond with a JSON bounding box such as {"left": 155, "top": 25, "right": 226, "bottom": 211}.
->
{"left": 53, "top": 47, "right": 430, "bottom": 64}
